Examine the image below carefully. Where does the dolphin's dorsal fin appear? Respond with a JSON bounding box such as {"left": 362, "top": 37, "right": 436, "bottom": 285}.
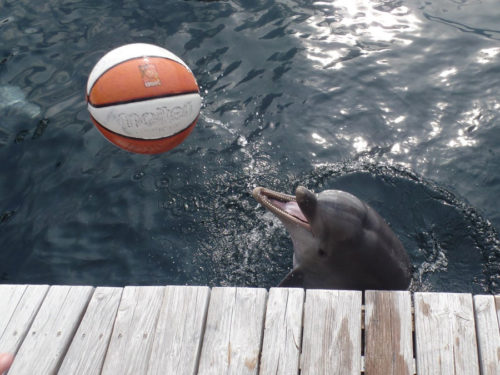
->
{"left": 278, "top": 267, "right": 305, "bottom": 288}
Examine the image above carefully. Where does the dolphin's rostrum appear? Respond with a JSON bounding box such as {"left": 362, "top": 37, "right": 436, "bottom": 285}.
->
{"left": 253, "top": 186, "right": 411, "bottom": 290}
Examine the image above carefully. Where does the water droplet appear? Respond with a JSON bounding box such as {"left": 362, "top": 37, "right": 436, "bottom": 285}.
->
{"left": 133, "top": 171, "right": 145, "bottom": 180}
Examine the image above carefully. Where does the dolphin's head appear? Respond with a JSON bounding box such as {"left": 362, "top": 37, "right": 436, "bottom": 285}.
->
{"left": 253, "top": 185, "right": 411, "bottom": 290}
{"left": 252, "top": 186, "right": 361, "bottom": 267}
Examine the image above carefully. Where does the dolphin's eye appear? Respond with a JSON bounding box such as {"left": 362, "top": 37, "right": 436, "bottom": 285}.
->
{"left": 318, "top": 248, "right": 327, "bottom": 257}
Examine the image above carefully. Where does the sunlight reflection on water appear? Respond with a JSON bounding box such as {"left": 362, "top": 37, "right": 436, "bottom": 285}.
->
{"left": 303, "top": 0, "right": 421, "bottom": 69}
{"left": 297, "top": 0, "right": 498, "bottom": 168}
{"left": 476, "top": 47, "right": 500, "bottom": 64}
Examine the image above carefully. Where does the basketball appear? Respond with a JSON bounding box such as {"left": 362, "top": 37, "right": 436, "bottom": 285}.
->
{"left": 86, "top": 43, "right": 201, "bottom": 154}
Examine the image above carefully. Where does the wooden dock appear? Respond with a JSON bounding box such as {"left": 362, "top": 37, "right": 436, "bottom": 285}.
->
{"left": 0, "top": 285, "right": 499, "bottom": 374}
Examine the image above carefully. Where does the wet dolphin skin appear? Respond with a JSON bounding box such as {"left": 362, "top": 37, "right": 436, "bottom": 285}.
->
{"left": 253, "top": 186, "right": 411, "bottom": 290}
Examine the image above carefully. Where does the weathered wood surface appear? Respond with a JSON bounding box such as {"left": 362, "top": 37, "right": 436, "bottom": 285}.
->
{"left": 301, "top": 289, "right": 362, "bottom": 375}
{"left": 197, "top": 287, "right": 267, "bottom": 375}
{"left": 7, "top": 285, "right": 93, "bottom": 375}
{"left": 364, "top": 290, "right": 413, "bottom": 375}
{"left": 147, "top": 286, "right": 210, "bottom": 375}
{"left": 259, "top": 288, "right": 304, "bottom": 375}
{"left": 473, "top": 295, "right": 500, "bottom": 375}
{"left": 414, "top": 292, "right": 480, "bottom": 375}
{"left": 0, "top": 284, "right": 499, "bottom": 375}
{"left": 58, "top": 287, "right": 123, "bottom": 375}
{"left": 101, "top": 286, "right": 164, "bottom": 375}
{"left": 0, "top": 284, "right": 49, "bottom": 354}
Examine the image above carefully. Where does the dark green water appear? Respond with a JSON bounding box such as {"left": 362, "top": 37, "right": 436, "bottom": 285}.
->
{"left": 0, "top": 0, "right": 499, "bottom": 293}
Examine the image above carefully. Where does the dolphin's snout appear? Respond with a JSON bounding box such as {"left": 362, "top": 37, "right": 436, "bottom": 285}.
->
{"left": 252, "top": 187, "right": 262, "bottom": 201}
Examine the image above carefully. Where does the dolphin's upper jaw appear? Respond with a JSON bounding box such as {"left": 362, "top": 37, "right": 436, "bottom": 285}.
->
{"left": 252, "top": 187, "right": 311, "bottom": 231}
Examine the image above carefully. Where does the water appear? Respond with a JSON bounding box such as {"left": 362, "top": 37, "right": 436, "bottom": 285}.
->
{"left": 0, "top": 0, "right": 498, "bottom": 293}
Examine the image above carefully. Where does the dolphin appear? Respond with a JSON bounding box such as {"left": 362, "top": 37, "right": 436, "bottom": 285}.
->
{"left": 252, "top": 186, "right": 411, "bottom": 290}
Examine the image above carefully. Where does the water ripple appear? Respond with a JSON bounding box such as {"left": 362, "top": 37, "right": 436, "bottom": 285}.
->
{"left": 0, "top": 0, "right": 498, "bottom": 293}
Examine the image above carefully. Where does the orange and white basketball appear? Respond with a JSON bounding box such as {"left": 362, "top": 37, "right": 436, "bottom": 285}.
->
{"left": 86, "top": 43, "right": 201, "bottom": 154}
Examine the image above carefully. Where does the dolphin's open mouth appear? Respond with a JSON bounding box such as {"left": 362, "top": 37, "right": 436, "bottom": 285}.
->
{"left": 252, "top": 187, "right": 311, "bottom": 230}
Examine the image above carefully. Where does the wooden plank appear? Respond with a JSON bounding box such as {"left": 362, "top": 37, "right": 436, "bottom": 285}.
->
{"left": 259, "top": 288, "right": 304, "bottom": 375}
{"left": 300, "top": 289, "right": 362, "bottom": 375}
{"left": 414, "top": 292, "right": 480, "bottom": 375}
{"left": 0, "top": 285, "right": 49, "bottom": 354}
{"left": 0, "top": 285, "right": 27, "bottom": 337}
{"left": 7, "top": 285, "right": 93, "bottom": 375}
{"left": 364, "top": 290, "right": 413, "bottom": 375}
{"left": 496, "top": 295, "right": 500, "bottom": 324}
{"left": 473, "top": 295, "right": 500, "bottom": 375}
{"left": 197, "top": 287, "right": 267, "bottom": 375}
{"left": 101, "top": 286, "right": 164, "bottom": 375}
{"left": 58, "top": 287, "right": 123, "bottom": 375}
{"left": 146, "top": 286, "right": 210, "bottom": 375}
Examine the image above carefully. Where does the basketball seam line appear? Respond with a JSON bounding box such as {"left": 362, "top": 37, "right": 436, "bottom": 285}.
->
{"left": 89, "top": 113, "right": 198, "bottom": 141}
{"left": 87, "top": 54, "right": 192, "bottom": 95}
{"left": 88, "top": 90, "right": 200, "bottom": 108}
